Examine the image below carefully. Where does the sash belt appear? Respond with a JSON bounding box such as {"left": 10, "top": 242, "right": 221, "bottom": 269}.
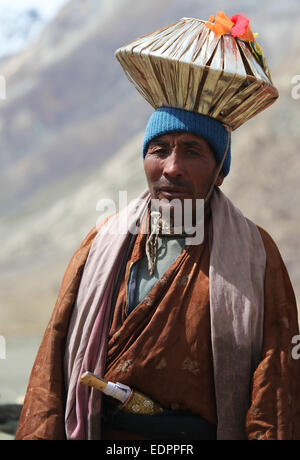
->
{"left": 102, "top": 399, "right": 216, "bottom": 440}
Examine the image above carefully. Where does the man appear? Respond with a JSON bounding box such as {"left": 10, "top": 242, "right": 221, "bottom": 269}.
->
{"left": 16, "top": 13, "right": 300, "bottom": 440}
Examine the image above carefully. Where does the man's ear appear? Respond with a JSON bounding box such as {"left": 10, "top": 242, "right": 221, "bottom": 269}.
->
{"left": 215, "top": 172, "right": 224, "bottom": 187}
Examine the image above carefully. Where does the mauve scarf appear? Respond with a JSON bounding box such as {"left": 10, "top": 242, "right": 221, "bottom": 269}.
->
{"left": 64, "top": 188, "right": 266, "bottom": 440}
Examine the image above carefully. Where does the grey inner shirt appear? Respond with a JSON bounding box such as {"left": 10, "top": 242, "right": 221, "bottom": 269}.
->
{"left": 129, "top": 236, "right": 186, "bottom": 312}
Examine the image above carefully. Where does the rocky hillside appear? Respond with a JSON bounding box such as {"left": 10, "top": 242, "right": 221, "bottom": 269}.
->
{"left": 0, "top": 0, "right": 299, "bottom": 340}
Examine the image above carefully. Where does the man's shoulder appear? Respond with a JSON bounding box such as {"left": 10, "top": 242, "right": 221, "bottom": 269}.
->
{"left": 79, "top": 226, "right": 98, "bottom": 248}
{"left": 256, "top": 225, "right": 286, "bottom": 271}
{"left": 256, "top": 225, "right": 298, "bottom": 317}
{"left": 79, "top": 215, "right": 114, "bottom": 249}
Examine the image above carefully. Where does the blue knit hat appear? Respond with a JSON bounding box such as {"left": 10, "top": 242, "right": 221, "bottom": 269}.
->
{"left": 143, "top": 107, "right": 231, "bottom": 177}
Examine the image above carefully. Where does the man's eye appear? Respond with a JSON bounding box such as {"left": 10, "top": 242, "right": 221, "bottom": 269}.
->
{"left": 154, "top": 148, "right": 167, "bottom": 155}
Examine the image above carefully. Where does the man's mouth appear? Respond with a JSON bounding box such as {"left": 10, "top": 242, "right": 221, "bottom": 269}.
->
{"left": 157, "top": 186, "right": 190, "bottom": 199}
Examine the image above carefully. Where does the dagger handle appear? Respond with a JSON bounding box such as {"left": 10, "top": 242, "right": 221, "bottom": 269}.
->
{"left": 80, "top": 372, "right": 108, "bottom": 392}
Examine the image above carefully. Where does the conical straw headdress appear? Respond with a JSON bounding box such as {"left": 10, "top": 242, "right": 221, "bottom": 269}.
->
{"left": 115, "top": 16, "right": 278, "bottom": 131}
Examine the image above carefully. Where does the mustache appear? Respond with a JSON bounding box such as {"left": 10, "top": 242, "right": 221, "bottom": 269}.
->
{"left": 154, "top": 178, "right": 193, "bottom": 193}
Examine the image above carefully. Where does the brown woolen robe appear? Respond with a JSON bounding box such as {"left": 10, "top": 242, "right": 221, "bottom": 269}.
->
{"left": 15, "top": 223, "right": 300, "bottom": 440}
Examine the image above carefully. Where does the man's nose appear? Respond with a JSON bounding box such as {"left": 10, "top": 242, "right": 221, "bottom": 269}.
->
{"left": 162, "top": 150, "right": 185, "bottom": 178}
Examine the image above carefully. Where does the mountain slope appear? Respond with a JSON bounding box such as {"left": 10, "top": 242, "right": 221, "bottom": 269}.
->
{"left": 0, "top": 0, "right": 299, "bottom": 339}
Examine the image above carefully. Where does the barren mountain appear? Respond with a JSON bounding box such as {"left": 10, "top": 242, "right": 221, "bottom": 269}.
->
{"left": 0, "top": 0, "right": 299, "bottom": 343}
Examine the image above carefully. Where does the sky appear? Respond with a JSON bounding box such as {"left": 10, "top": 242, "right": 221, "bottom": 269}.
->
{"left": 0, "top": 0, "right": 70, "bottom": 18}
{"left": 0, "top": 0, "right": 70, "bottom": 58}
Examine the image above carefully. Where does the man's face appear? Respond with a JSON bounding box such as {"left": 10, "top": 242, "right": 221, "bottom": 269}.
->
{"left": 144, "top": 132, "right": 224, "bottom": 205}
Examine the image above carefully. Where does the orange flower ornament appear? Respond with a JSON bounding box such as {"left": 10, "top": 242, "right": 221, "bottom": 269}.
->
{"left": 205, "top": 11, "right": 234, "bottom": 37}
{"left": 205, "top": 11, "right": 255, "bottom": 42}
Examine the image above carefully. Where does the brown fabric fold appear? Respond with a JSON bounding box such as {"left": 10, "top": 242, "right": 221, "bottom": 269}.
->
{"left": 246, "top": 226, "right": 300, "bottom": 440}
